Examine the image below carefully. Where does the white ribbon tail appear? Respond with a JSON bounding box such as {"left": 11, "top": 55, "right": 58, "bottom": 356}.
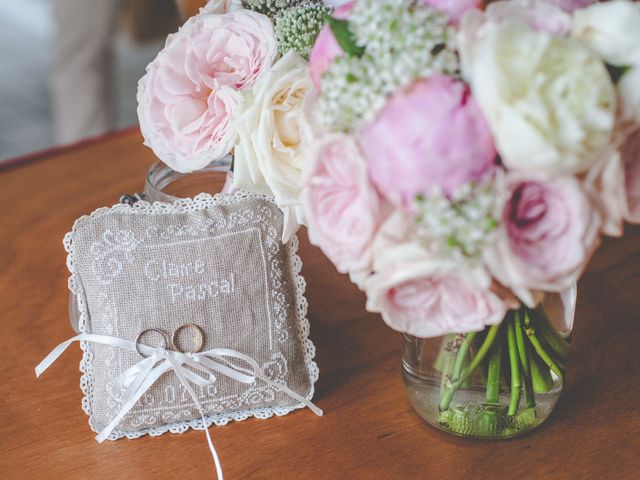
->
{"left": 35, "top": 334, "right": 85, "bottom": 378}
{"left": 165, "top": 354, "right": 224, "bottom": 480}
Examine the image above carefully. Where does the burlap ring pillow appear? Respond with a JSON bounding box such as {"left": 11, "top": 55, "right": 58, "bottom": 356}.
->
{"left": 65, "top": 192, "right": 318, "bottom": 439}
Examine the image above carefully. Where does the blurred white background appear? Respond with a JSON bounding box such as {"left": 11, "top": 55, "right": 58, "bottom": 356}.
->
{"left": 0, "top": 0, "right": 171, "bottom": 162}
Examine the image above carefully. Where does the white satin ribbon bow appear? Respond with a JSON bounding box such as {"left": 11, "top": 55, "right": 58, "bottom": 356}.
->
{"left": 35, "top": 333, "right": 323, "bottom": 480}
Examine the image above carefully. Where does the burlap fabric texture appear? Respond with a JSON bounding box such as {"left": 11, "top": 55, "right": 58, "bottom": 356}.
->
{"left": 64, "top": 192, "right": 318, "bottom": 439}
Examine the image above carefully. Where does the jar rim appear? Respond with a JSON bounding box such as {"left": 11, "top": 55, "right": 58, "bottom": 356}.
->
{"left": 144, "top": 156, "right": 232, "bottom": 203}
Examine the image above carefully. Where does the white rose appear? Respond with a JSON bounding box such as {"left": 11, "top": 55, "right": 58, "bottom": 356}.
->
{"left": 459, "top": 18, "right": 616, "bottom": 174}
{"left": 233, "top": 51, "right": 312, "bottom": 242}
{"left": 571, "top": 0, "right": 640, "bottom": 67}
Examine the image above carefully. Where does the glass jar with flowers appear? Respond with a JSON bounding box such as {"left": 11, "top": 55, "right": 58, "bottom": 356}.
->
{"left": 298, "top": 0, "right": 640, "bottom": 439}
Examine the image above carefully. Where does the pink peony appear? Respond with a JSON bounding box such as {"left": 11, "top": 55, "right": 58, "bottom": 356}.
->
{"left": 308, "top": 2, "right": 354, "bottom": 89}
{"left": 485, "top": 174, "right": 601, "bottom": 306}
{"left": 303, "top": 134, "right": 385, "bottom": 273}
{"left": 365, "top": 242, "right": 506, "bottom": 338}
{"left": 360, "top": 75, "right": 496, "bottom": 208}
{"left": 421, "top": 0, "right": 482, "bottom": 24}
{"left": 137, "top": 10, "right": 277, "bottom": 173}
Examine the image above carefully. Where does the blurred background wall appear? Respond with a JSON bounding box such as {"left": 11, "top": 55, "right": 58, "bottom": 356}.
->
{"left": 0, "top": 0, "right": 184, "bottom": 163}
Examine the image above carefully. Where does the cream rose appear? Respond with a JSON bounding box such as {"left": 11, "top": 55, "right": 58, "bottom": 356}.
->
{"left": 571, "top": 0, "right": 640, "bottom": 67}
{"left": 458, "top": 18, "right": 617, "bottom": 175}
{"left": 234, "top": 51, "right": 312, "bottom": 242}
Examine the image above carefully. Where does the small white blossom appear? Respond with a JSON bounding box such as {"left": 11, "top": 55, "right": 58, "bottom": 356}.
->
{"left": 243, "top": 0, "right": 308, "bottom": 18}
{"left": 414, "top": 179, "right": 499, "bottom": 263}
{"left": 276, "top": 3, "right": 332, "bottom": 58}
{"left": 319, "top": 0, "right": 459, "bottom": 130}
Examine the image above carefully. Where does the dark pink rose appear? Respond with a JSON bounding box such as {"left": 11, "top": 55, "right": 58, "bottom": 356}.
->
{"left": 486, "top": 174, "right": 601, "bottom": 306}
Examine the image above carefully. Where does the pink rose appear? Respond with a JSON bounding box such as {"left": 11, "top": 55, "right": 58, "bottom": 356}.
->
{"left": 485, "top": 174, "right": 601, "bottom": 306}
{"left": 421, "top": 0, "right": 482, "bottom": 24}
{"left": 585, "top": 128, "right": 640, "bottom": 236}
{"left": 303, "top": 133, "right": 385, "bottom": 273}
{"left": 360, "top": 75, "right": 496, "bottom": 207}
{"left": 365, "top": 242, "right": 506, "bottom": 338}
{"left": 137, "top": 10, "right": 277, "bottom": 172}
{"left": 308, "top": 2, "right": 354, "bottom": 89}
{"left": 584, "top": 147, "right": 626, "bottom": 236}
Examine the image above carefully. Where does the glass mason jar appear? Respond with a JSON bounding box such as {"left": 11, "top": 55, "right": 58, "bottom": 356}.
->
{"left": 69, "top": 158, "right": 233, "bottom": 332}
{"left": 402, "top": 287, "right": 576, "bottom": 439}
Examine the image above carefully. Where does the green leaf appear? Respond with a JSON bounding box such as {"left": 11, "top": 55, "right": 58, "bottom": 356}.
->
{"left": 486, "top": 217, "right": 498, "bottom": 231}
{"left": 606, "top": 63, "right": 631, "bottom": 84}
{"left": 327, "top": 17, "right": 365, "bottom": 57}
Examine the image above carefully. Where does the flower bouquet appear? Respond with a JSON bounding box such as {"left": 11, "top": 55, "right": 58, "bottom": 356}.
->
{"left": 137, "top": 0, "right": 334, "bottom": 240}
{"left": 301, "top": 0, "right": 640, "bottom": 438}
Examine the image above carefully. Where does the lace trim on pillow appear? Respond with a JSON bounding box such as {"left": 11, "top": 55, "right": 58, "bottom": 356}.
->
{"left": 64, "top": 191, "right": 319, "bottom": 440}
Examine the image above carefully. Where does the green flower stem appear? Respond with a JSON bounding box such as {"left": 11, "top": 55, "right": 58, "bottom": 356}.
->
{"left": 455, "top": 324, "right": 500, "bottom": 385}
{"left": 532, "top": 314, "right": 567, "bottom": 373}
{"left": 452, "top": 332, "right": 477, "bottom": 382}
{"left": 535, "top": 308, "right": 570, "bottom": 363}
{"left": 529, "top": 348, "right": 555, "bottom": 394}
{"left": 439, "top": 324, "right": 500, "bottom": 411}
{"left": 486, "top": 336, "right": 502, "bottom": 404}
{"left": 438, "top": 338, "right": 457, "bottom": 403}
{"left": 434, "top": 334, "right": 456, "bottom": 371}
{"left": 515, "top": 311, "right": 536, "bottom": 408}
{"left": 438, "top": 333, "right": 476, "bottom": 407}
{"left": 506, "top": 318, "right": 522, "bottom": 416}
{"left": 523, "top": 309, "right": 565, "bottom": 382}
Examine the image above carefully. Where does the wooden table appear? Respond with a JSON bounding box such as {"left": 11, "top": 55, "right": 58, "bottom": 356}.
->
{"left": 1, "top": 130, "right": 639, "bottom": 479}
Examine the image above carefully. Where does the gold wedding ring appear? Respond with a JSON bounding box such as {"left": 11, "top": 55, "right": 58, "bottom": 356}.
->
{"left": 135, "top": 328, "right": 170, "bottom": 358}
{"left": 171, "top": 323, "right": 205, "bottom": 353}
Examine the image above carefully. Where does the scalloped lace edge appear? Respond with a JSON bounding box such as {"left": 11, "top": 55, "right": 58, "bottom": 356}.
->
{"left": 64, "top": 191, "right": 319, "bottom": 440}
